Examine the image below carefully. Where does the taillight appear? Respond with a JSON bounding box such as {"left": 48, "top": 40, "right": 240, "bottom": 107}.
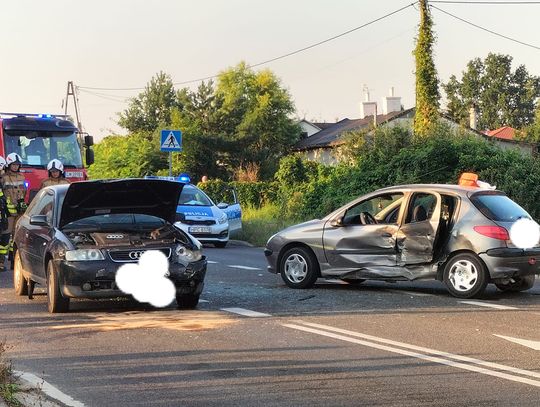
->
{"left": 473, "top": 225, "right": 509, "bottom": 240}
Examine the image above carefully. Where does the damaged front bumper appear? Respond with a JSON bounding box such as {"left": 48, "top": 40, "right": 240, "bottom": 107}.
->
{"left": 57, "top": 258, "right": 207, "bottom": 299}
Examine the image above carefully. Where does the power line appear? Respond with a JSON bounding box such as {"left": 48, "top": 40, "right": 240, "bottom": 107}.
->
{"left": 77, "top": 2, "right": 417, "bottom": 92}
{"left": 431, "top": 4, "right": 540, "bottom": 51}
{"left": 432, "top": 0, "right": 540, "bottom": 3}
{"left": 78, "top": 88, "right": 130, "bottom": 103}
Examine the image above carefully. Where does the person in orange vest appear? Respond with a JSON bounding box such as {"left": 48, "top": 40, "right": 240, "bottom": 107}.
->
{"left": 40, "top": 159, "right": 71, "bottom": 189}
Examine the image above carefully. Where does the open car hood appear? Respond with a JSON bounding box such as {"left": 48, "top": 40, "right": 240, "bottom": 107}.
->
{"left": 59, "top": 179, "right": 184, "bottom": 228}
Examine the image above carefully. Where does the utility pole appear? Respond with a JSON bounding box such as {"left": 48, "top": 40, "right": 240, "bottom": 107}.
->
{"left": 63, "top": 81, "right": 83, "bottom": 131}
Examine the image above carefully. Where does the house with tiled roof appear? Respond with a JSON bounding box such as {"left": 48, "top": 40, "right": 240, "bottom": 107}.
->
{"left": 486, "top": 126, "right": 516, "bottom": 141}
{"left": 295, "top": 97, "right": 537, "bottom": 165}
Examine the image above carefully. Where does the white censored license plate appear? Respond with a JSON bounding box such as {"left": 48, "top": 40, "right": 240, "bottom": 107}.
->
{"left": 189, "top": 226, "right": 211, "bottom": 234}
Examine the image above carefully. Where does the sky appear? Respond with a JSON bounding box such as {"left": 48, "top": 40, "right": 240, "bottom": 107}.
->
{"left": 1, "top": 0, "right": 539, "bottom": 141}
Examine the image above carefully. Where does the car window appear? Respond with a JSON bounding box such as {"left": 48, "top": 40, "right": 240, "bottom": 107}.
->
{"left": 470, "top": 192, "right": 530, "bottom": 222}
{"left": 343, "top": 193, "right": 403, "bottom": 225}
{"left": 29, "top": 192, "right": 54, "bottom": 225}
{"left": 178, "top": 185, "right": 213, "bottom": 207}
{"left": 405, "top": 193, "right": 437, "bottom": 224}
{"left": 25, "top": 190, "right": 48, "bottom": 216}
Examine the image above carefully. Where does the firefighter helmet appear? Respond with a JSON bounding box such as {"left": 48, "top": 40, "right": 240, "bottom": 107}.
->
{"left": 47, "top": 159, "right": 64, "bottom": 173}
{"left": 6, "top": 153, "right": 22, "bottom": 166}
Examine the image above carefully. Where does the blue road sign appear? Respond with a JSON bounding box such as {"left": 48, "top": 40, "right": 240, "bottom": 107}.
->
{"left": 160, "top": 130, "right": 182, "bottom": 152}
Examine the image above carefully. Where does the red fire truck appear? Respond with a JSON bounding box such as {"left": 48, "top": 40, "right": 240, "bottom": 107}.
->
{"left": 0, "top": 113, "right": 94, "bottom": 202}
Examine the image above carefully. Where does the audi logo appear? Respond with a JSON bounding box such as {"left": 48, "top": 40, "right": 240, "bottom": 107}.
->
{"left": 107, "top": 234, "right": 124, "bottom": 239}
{"left": 129, "top": 251, "right": 145, "bottom": 260}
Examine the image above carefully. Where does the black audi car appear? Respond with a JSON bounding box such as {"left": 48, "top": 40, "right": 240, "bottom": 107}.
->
{"left": 12, "top": 179, "right": 207, "bottom": 313}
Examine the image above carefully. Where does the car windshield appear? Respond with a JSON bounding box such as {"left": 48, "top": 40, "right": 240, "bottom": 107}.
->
{"left": 178, "top": 185, "right": 213, "bottom": 206}
{"left": 3, "top": 130, "right": 83, "bottom": 168}
{"left": 63, "top": 213, "right": 166, "bottom": 231}
{"left": 470, "top": 192, "right": 530, "bottom": 222}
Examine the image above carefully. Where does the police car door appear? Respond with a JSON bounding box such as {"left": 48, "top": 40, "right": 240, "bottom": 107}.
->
{"left": 218, "top": 187, "right": 242, "bottom": 233}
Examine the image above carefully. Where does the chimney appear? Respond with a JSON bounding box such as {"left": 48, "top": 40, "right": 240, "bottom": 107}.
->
{"left": 469, "top": 106, "right": 477, "bottom": 130}
{"left": 360, "top": 84, "right": 377, "bottom": 119}
{"left": 382, "top": 87, "right": 402, "bottom": 115}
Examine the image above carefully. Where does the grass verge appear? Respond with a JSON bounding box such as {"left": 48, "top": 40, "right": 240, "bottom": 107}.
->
{"left": 237, "top": 205, "right": 298, "bottom": 247}
{"left": 0, "top": 340, "right": 21, "bottom": 407}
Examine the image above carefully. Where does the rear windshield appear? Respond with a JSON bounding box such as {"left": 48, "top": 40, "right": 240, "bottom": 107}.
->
{"left": 470, "top": 193, "right": 530, "bottom": 222}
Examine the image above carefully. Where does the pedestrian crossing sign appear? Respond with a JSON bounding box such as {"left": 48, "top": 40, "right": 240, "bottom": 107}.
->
{"left": 160, "top": 130, "right": 182, "bottom": 152}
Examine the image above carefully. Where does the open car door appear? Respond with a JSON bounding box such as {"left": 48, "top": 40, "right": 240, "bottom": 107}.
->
{"left": 396, "top": 191, "right": 442, "bottom": 265}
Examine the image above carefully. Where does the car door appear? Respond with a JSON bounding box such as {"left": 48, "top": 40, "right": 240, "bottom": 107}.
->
{"left": 219, "top": 188, "right": 242, "bottom": 233}
{"left": 25, "top": 190, "right": 55, "bottom": 279}
{"left": 396, "top": 191, "right": 441, "bottom": 265}
{"left": 323, "top": 192, "right": 404, "bottom": 269}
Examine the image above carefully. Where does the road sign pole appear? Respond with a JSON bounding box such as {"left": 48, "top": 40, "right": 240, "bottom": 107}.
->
{"left": 169, "top": 152, "right": 172, "bottom": 177}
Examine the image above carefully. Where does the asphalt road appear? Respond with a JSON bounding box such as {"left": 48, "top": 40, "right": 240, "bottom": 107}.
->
{"left": 1, "top": 244, "right": 539, "bottom": 406}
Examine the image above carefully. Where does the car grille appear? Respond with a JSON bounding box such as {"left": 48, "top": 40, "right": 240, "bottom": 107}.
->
{"left": 108, "top": 248, "right": 172, "bottom": 263}
{"left": 180, "top": 219, "right": 216, "bottom": 226}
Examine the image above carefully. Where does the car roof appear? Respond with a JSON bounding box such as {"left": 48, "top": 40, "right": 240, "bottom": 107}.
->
{"left": 374, "top": 183, "right": 501, "bottom": 196}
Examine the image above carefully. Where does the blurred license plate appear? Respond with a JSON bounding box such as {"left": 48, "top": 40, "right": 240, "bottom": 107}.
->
{"left": 189, "top": 226, "right": 211, "bottom": 233}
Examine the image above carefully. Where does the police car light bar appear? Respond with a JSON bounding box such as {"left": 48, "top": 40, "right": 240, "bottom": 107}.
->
{"left": 0, "top": 112, "right": 71, "bottom": 119}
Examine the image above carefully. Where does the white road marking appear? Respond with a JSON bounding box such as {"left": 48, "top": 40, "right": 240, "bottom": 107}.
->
{"left": 459, "top": 301, "right": 518, "bottom": 310}
{"left": 221, "top": 307, "right": 271, "bottom": 317}
{"left": 199, "top": 299, "right": 209, "bottom": 303}
{"left": 227, "top": 265, "right": 262, "bottom": 271}
{"left": 385, "top": 289, "right": 434, "bottom": 297}
{"left": 207, "top": 260, "right": 218, "bottom": 264}
{"left": 283, "top": 322, "right": 540, "bottom": 387}
{"left": 494, "top": 335, "right": 540, "bottom": 351}
{"left": 14, "top": 371, "right": 85, "bottom": 407}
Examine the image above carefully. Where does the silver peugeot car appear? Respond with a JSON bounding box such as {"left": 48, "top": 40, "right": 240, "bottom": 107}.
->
{"left": 265, "top": 184, "right": 540, "bottom": 298}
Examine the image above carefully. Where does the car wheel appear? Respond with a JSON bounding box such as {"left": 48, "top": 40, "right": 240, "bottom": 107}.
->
{"left": 176, "top": 294, "right": 200, "bottom": 309}
{"left": 214, "top": 241, "right": 228, "bottom": 248}
{"left": 47, "top": 261, "right": 69, "bottom": 313}
{"left": 280, "top": 246, "right": 319, "bottom": 289}
{"left": 341, "top": 278, "right": 366, "bottom": 285}
{"left": 13, "top": 250, "right": 28, "bottom": 296}
{"left": 443, "top": 253, "right": 488, "bottom": 299}
{"left": 495, "top": 275, "right": 536, "bottom": 292}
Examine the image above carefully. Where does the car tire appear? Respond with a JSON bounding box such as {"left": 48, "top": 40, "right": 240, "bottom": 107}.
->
{"left": 13, "top": 250, "right": 28, "bottom": 296}
{"left": 214, "top": 241, "right": 228, "bottom": 248}
{"left": 47, "top": 261, "right": 69, "bottom": 313}
{"left": 280, "top": 246, "right": 319, "bottom": 289}
{"left": 176, "top": 294, "right": 200, "bottom": 309}
{"left": 495, "top": 275, "right": 536, "bottom": 292}
{"left": 443, "top": 253, "right": 488, "bottom": 299}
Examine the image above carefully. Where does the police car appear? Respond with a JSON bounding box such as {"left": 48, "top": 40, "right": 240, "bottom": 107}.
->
{"left": 145, "top": 175, "right": 242, "bottom": 248}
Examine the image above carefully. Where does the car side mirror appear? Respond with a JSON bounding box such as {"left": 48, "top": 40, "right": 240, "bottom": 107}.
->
{"left": 331, "top": 217, "right": 344, "bottom": 227}
{"left": 30, "top": 215, "right": 49, "bottom": 226}
{"left": 86, "top": 148, "right": 95, "bottom": 166}
{"left": 84, "top": 135, "right": 94, "bottom": 147}
{"left": 217, "top": 202, "right": 229, "bottom": 209}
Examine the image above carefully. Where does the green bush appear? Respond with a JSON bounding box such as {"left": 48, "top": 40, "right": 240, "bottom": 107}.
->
{"left": 198, "top": 179, "right": 278, "bottom": 208}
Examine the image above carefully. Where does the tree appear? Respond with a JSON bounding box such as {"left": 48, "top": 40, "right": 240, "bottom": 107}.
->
{"left": 443, "top": 53, "right": 540, "bottom": 130}
{"left": 118, "top": 72, "right": 178, "bottom": 134}
{"left": 413, "top": 0, "right": 440, "bottom": 138}
{"left": 214, "top": 62, "right": 301, "bottom": 179}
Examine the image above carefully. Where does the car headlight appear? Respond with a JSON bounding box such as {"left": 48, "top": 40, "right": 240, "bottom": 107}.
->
{"left": 218, "top": 213, "right": 228, "bottom": 224}
{"left": 174, "top": 244, "right": 202, "bottom": 264}
{"left": 65, "top": 249, "right": 104, "bottom": 261}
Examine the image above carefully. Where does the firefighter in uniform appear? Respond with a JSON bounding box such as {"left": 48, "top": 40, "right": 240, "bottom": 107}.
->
{"left": 2, "top": 153, "right": 27, "bottom": 263}
{"left": 0, "top": 156, "right": 15, "bottom": 272}
{"left": 40, "top": 159, "right": 71, "bottom": 189}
